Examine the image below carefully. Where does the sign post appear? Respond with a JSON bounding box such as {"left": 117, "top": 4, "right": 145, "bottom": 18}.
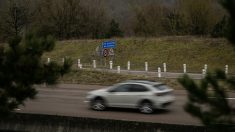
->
{"left": 101, "top": 40, "right": 116, "bottom": 68}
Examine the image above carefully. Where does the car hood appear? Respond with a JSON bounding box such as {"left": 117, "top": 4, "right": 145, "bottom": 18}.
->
{"left": 89, "top": 87, "right": 110, "bottom": 95}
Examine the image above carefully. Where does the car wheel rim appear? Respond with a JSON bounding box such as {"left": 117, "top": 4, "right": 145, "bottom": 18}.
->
{"left": 92, "top": 100, "right": 105, "bottom": 110}
{"left": 140, "top": 103, "right": 153, "bottom": 114}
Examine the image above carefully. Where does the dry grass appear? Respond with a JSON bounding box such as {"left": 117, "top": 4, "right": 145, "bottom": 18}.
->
{"left": 59, "top": 69, "right": 184, "bottom": 89}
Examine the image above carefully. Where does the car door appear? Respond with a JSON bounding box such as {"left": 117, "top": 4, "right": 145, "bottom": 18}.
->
{"left": 106, "top": 84, "right": 132, "bottom": 107}
{"left": 126, "top": 84, "right": 150, "bottom": 107}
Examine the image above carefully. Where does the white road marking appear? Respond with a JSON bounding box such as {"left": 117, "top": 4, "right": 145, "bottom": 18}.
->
{"left": 226, "top": 98, "right": 235, "bottom": 100}
{"left": 209, "top": 97, "right": 235, "bottom": 100}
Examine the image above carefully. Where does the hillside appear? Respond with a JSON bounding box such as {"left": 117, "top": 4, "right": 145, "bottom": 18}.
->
{"left": 43, "top": 36, "right": 235, "bottom": 74}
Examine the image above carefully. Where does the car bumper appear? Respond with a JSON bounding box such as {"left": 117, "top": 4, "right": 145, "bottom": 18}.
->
{"left": 153, "top": 96, "right": 175, "bottom": 109}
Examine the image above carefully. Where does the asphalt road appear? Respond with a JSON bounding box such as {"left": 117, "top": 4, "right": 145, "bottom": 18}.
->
{"left": 18, "top": 84, "right": 235, "bottom": 126}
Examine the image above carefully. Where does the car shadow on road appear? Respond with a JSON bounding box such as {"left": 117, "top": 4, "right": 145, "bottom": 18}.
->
{"left": 101, "top": 107, "right": 171, "bottom": 114}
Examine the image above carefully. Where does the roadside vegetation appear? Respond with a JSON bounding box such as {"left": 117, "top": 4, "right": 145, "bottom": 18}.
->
{"left": 59, "top": 69, "right": 184, "bottom": 89}
{"left": 43, "top": 36, "right": 235, "bottom": 73}
{"left": 1, "top": 0, "right": 235, "bottom": 126}
{"left": 0, "top": 0, "right": 228, "bottom": 41}
{"left": 179, "top": 0, "right": 235, "bottom": 126}
{"left": 0, "top": 34, "right": 72, "bottom": 117}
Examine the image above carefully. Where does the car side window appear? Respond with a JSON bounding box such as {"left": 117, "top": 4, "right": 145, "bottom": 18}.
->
{"left": 112, "top": 84, "right": 131, "bottom": 92}
{"left": 153, "top": 84, "right": 168, "bottom": 91}
{"left": 129, "top": 84, "right": 149, "bottom": 92}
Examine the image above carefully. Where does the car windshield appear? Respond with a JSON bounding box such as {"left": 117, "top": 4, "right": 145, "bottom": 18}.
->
{"left": 153, "top": 84, "right": 169, "bottom": 91}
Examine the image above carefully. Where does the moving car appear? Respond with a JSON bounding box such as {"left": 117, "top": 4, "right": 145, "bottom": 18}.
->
{"left": 85, "top": 80, "right": 175, "bottom": 114}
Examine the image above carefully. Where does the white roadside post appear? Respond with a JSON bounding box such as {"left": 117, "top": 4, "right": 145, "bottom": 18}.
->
{"left": 145, "top": 62, "right": 148, "bottom": 72}
{"left": 225, "top": 65, "right": 228, "bottom": 74}
{"left": 93, "top": 60, "right": 96, "bottom": 69}
{"left": 158, "top": 67, "right": 161, "bottom": 78}
{"left": 202, "top": 69, "right": 206, "bottom": 77}
{"left": 183, "top": 64, "right": 187, "bottom": 73}
{"left": 77, "top": 59, "right": 81, "bottom": 69}
{"left": 109, "top": 61, "right": 113, "bottom": 70}
{"left": 204, "top": 64, "right": 208, "bottom": 73}
{"left": 47, "top": 58, "right": 50, "bottom": 63}
{"left": 127, "top": 61, "right": 130, "bottom": 70}
{"left": 45, "top": 58, "right": 50, "bottom": 87}
{"left": 163, "top": 63, "right": 167, "bottom": 72}
{"left": 62, "top": 58, "right": 65, "bottom": 64}
{"left": 117, "top": 66, "right": 121, "bottom": 73}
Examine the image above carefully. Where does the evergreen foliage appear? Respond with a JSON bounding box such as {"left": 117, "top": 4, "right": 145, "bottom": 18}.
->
{"left": 0, "top": 34, "right": 72, "bottom": 117}
{"left": 0, "top": 0, "right": 30, "bottom": 41}
{"left": 0, "top": 0, "right": 229, "bottom": 40}
{"left": 178, "top": 0, "right": 235, "bottom": 126}
{"left": 179, "top": 71, "right": 234, "bottom": 125}
{"left": 211, "top": 16, "right": 228, "bottom": 38}
{"left": 221, "top": 0, "right": 235, "bottom": 45}
{"left": 106, "top": 19, "right": 123, "bottom": 38}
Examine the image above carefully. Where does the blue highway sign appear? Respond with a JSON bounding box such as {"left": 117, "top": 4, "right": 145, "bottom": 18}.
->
{"left": 102, "top": 40, "right": 116, "bottom": 48}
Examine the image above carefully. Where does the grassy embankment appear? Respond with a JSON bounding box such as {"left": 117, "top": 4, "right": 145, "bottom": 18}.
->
{"left": 43, "top": 36, "right": 235, "bottom": 88}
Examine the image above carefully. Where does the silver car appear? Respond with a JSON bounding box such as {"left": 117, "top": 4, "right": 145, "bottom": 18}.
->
{"left": 86, "top": 80, "right": 175, "bottom": 114}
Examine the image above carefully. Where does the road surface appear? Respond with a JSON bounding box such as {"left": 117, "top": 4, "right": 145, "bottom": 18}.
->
{"left": 18, "top": 84, "right": 235, "bottom": 125}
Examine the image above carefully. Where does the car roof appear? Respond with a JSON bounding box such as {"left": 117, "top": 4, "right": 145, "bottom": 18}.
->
{"left": 122, "top": 80, "right": 164, "bottom": 86}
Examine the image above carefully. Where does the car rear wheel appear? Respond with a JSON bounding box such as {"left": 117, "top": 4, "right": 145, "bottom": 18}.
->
{"left": 91, "top": 98, "right": 106, "bottom": 111}
{"left": 139, "top": 101, "right": 153, "bottom": 114}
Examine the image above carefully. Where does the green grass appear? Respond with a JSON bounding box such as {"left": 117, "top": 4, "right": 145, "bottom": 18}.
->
{"left": 43, "top": 36, "right": 235, "bottom": 73}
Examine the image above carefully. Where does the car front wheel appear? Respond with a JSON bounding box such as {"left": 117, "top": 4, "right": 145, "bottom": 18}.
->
{"left": 139, "top": 101, "right": 154, "bottom": 114}
{"left": 91, "top": 98, "right": 106, "bottom": 111}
